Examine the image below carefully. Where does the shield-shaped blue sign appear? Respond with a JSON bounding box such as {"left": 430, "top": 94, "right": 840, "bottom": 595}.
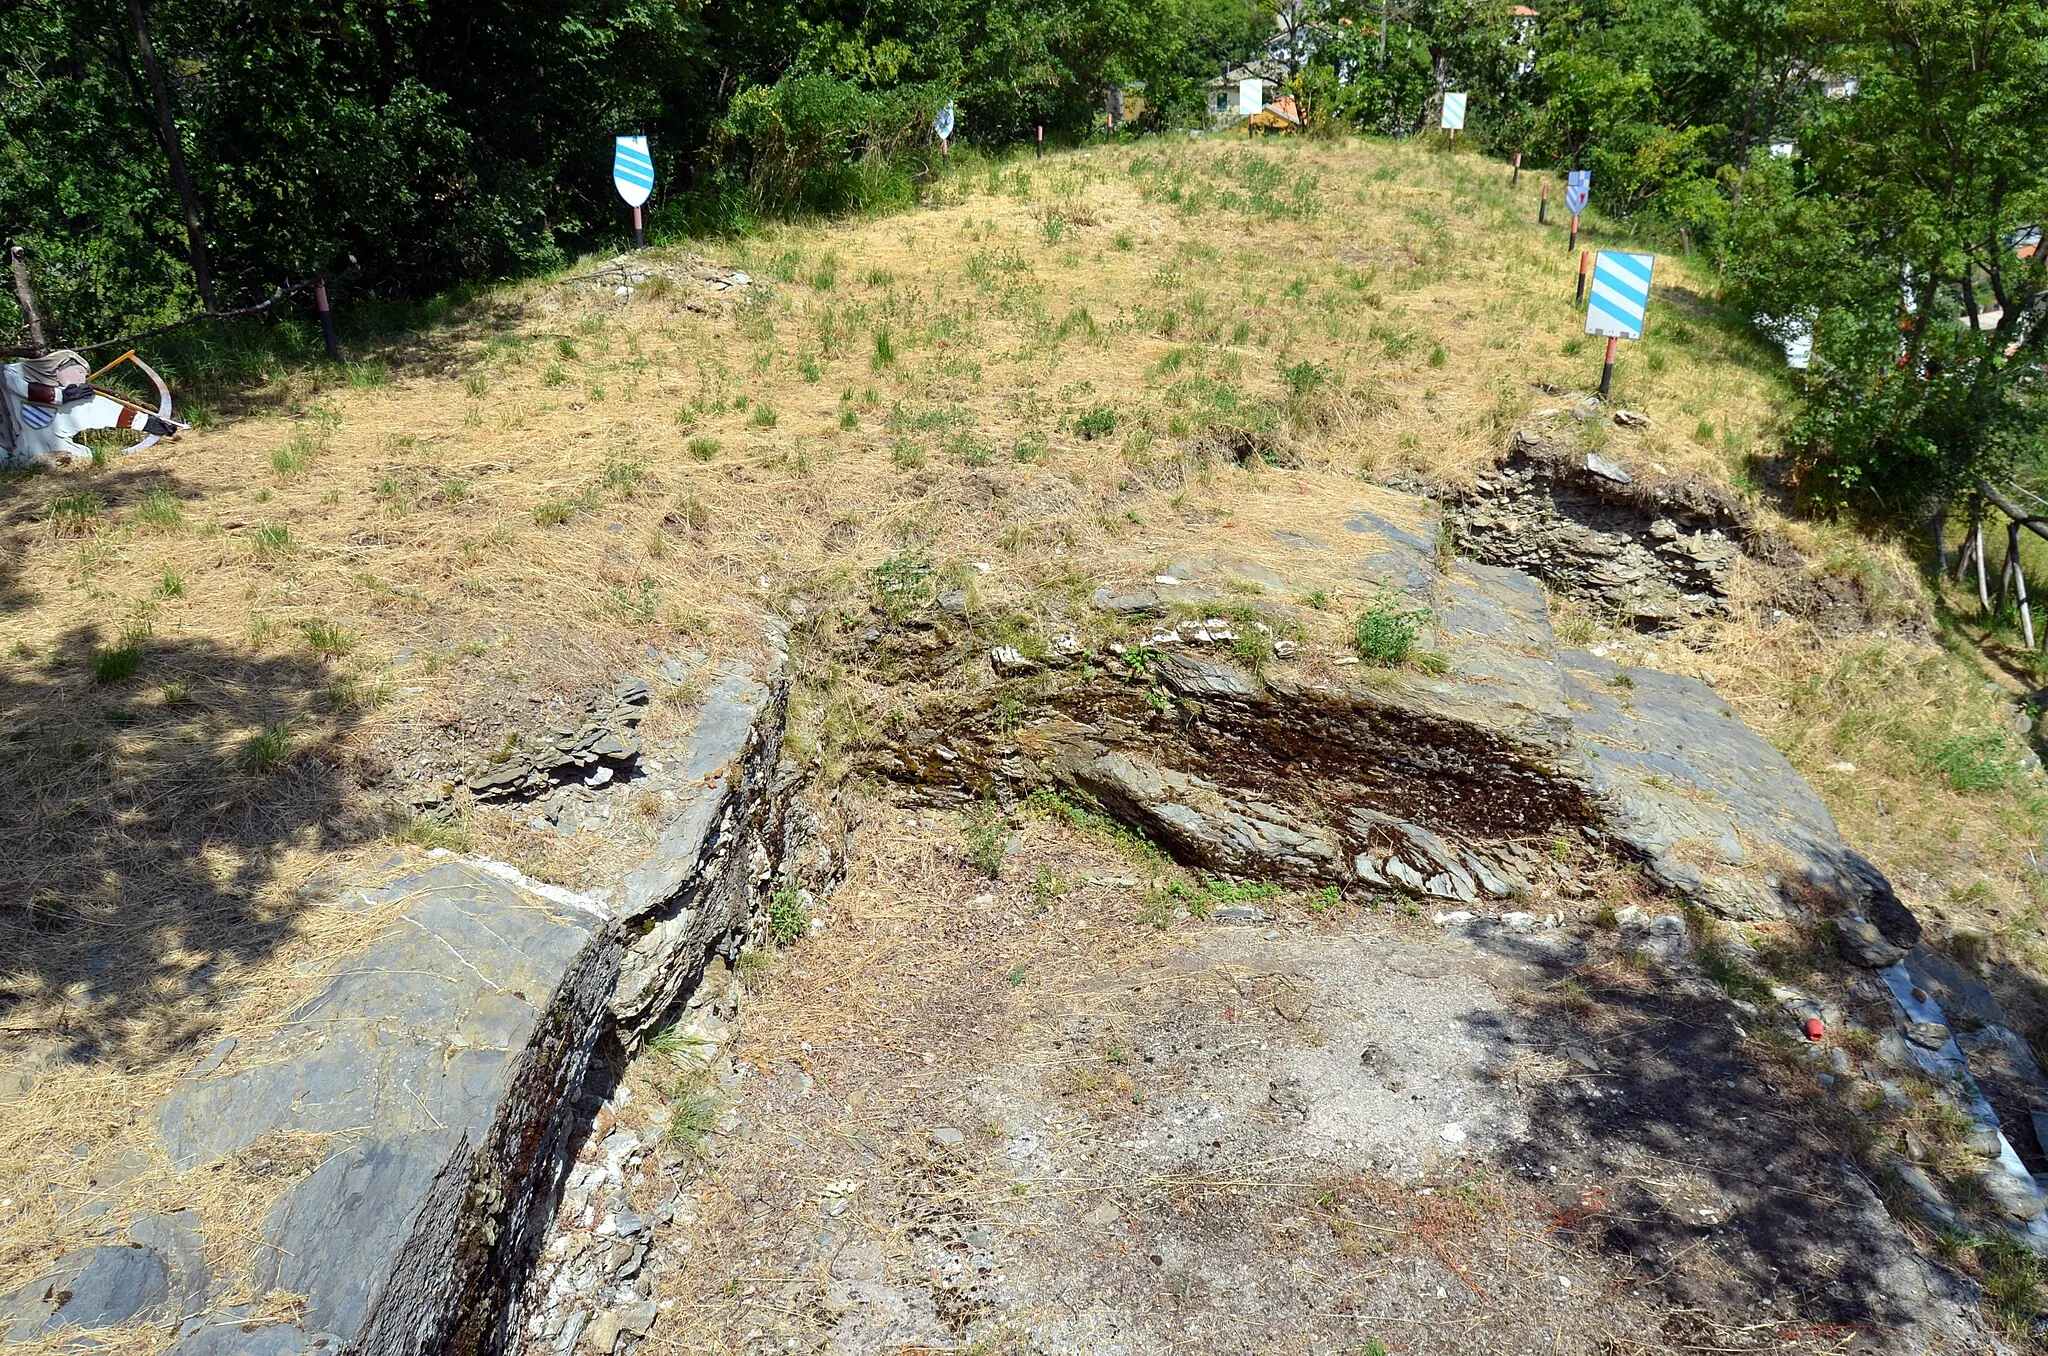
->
{"left": 1565, "top": 169, "right": 1591, "bottom": 217}
{"left": 613, "top": 135, "right": 654, "bottom": 208}
{"left": 934, "top": 103, "right": 956, "bottom": 140}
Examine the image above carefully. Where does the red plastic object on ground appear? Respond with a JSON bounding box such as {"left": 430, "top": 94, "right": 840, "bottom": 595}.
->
{"left": 1803, "top": 1017, "right": 1825, "bottom": 1042}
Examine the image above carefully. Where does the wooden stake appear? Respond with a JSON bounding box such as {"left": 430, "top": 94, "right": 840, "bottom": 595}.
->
{"left": 1512, "top": 152, "right": 1522, "bottom": 185}
{"left": 1575, "top": 250, "right": 1589, "bottom": 305}
{"left": 1539, "top": 181, "right": 1548, "bottom": 223}
{"left": 632, "top": 204, "right": 644, "bottom": 250}
{"left": 1599, "top": 335, "right": 1618, "bottom": 400}
{"left": 2014, "top": 519, "right": 2037, "bottom": 648}
{"left": 1569, "top": 213, "right": 1580, "bottom": 252}
{"left": 1036, "top": 125, "right": 1044, "bottom": 159}
{"left": 1975, "top": 514, "right": 1992, "bottom": 613}
{"left": 314, "top": 273, "right": 341, "bottom": 362}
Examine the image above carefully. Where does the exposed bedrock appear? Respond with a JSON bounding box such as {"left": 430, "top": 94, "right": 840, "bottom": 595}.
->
{"left": 1, "top": 653, "right": 843, "bottom": 1356}
{"left": 872, "top": 496, "right": 1908, "bottom": 943}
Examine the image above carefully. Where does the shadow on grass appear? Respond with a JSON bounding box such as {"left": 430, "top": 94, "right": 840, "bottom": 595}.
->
{"left": 0, "top": 619, "right": 375, "bottom": 1066}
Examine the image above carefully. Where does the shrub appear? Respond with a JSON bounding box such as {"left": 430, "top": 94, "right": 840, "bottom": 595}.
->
{"left": 1074, "top": 406, "right": 1118, "bottom": 440}
{"left": 1352, "top": 594, "right": 1434, "bottom": 666}
{"left": 711, "top": 73, "right": 933, "bottom": 218}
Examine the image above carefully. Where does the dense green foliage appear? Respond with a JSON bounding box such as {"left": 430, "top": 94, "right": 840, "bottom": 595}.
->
{"left": 1, "top": 0, "right": 1262, "bottom": 341}
{"left": 1721, "top": 0, "right": 2048, "bottom": 513}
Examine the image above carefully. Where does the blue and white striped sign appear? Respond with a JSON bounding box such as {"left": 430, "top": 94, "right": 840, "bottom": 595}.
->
{"left": 613, "top": 135, "right": 654, "bottom": 208}
{"left": 1441, "top": 92, "right": 1467, "bottom": 130}
{"left": 1565, "top": 169, "right": 1591, "bottom": 216}
{"left": 1585, "top": 251, "right": 1654, "bottom": 340}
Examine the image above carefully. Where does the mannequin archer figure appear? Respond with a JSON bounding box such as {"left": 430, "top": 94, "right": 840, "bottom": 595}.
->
{"left": 1, "top": 349, "right": 181, "bottom": 465}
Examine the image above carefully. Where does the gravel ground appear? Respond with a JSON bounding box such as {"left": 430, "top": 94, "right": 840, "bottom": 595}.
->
{"left": 520, "top": 799, "right": 2002, "bottom": 1356}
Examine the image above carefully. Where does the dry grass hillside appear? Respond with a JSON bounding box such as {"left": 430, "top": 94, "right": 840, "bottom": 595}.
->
{"left": 3, "top": 131, "right": 2046, "bottom": 1310}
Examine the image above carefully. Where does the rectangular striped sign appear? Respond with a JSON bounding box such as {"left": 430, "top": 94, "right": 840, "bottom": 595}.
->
{"left": 1585, "top": 250, "right": 1654, "bottom": 340}
{"left": 613, "top": 135, "right": 654, "bottom": 208}
{"left": 1239, "top": 78, "right": 1263, "bottom": 116}
{"left": 1441, "top": 92, "right": 1467, "bottom": 130}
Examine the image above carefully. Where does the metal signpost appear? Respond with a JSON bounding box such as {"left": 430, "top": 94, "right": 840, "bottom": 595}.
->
{"left": 1565, "top": 170, "right": 1590, "bottom": 252}
{"left": 613, "top": 135, "right": 654, "bottom": 248}
{"left": 1441, "top": 92, "right": 1466, "bottom": 151}
{"left": 1584, "top": 250, "right": 1654, "bottom": 400}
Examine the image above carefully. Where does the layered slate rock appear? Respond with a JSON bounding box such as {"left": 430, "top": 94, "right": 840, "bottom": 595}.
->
{"left": 4, "top": 659, "right": 798, "bottom": 1356}
{"left": 1557, "top": 649, "right": 1910, "bottom": 933}
{"left": 154, "top": 862, "right": 615, "bottom": 1355}
{"left": 876, "top": 483, "right": 1905, "bottom": 938}
{"left": 465, "top": 677, "right": 653, "bottom": 802}
{"left": 1451, "top": 429, "right": 1751, "bottom": 626}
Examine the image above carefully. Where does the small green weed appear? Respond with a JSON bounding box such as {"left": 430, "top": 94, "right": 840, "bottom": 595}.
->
{"left": 687, "top": 437, "right": 720, "bottom": 461}
{"left": 91, "top": 630, "right": 146, "bottom": 684}
{"left": 869, "top": 548, "right": 936, "bottom": 617}
{"left": 963, "top": 800, "right": 1008, "bottom": 879}
{"left": 45, "top": 491, "right": 107, "bottom": 536}
{"left": 132, "top": 489, "right": 183, "bottom": 530}
{"left": 766, "top": 886, "right": 810, "bottom": 945}
{"left": 244, "top": 720, "right": 295, "bottom": 771}
{"left": 300, "top": 618, "right": 357, "bottom": 657}
{"left": 390, "top": 809, "right": 473, "bottom": 853}
{"left": 1927, "top": 731, "right": 2023, "bottom": 792}
{"left": 251, "top": 523, "right": 293, "bottom": 556}
{"left": 1074, "top": 406, "right": 1118, "bottom": 440}
{"left": 603, "top": 455, "right": 649, "bottom": 495}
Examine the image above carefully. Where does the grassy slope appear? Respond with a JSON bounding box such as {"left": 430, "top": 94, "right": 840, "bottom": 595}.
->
{"left": 2, "top": 131, "right": 2046, "bottom": 1304}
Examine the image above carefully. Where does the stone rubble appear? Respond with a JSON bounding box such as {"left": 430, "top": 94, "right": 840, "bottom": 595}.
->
{"left": 566, "top": 253, "right": 757, "bottom": 313}
{"left": 463, "top": 677, "right": 652, "bottom": 803}
{"left": 1452, "top": 430, "right": 1748, "bottom": 626}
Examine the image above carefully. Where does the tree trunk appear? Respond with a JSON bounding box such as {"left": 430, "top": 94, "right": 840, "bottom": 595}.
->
{"left": 8, "top": 246, "right": 51, "bottom": 351}
{"left": 125, "top": 0, "right": 217, "bottom": 312}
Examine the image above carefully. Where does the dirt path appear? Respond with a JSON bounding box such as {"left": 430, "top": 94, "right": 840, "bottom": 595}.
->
{"left": 521, "top": 800, "right": 1996, "bottom": 1356}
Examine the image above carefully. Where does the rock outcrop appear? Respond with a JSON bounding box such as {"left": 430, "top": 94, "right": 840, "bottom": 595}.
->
{"left": 0, "top": 652, "right": 826, "bottom": 1356}
{"left": 875, "top": 489, "right": 1888, "bottom": 934}
{"left": 1450, "top": 429, "right": 1751, "bottom": 626}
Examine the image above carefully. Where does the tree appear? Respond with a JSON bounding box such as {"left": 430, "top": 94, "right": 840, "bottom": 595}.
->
{"left": 1724, "top": 0, "right": 2048, "bottom": 518}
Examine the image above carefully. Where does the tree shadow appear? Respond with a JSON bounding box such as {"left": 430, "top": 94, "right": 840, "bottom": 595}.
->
{"left": 0, "top": 620, "right": 371, "bottom": 1067}
{"left": 0, "top": 461, "right": 218, "bottom": 616}
{"left": 1467, "top": 935, "right": 1972, "bottom": 1353}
